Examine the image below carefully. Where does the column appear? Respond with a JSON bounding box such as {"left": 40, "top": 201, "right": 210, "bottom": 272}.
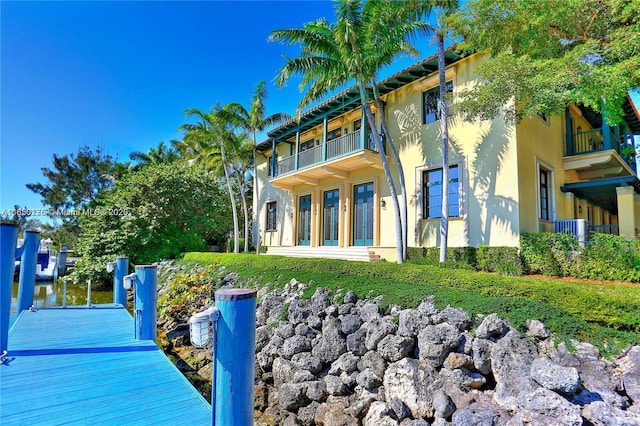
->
{"left": 322, "top": 116, "right": 328, "bottom": 161}
{"left": 294, "top": 128, "right": 300, "bottom": 171}
{"left": 616, "top": 186, "right": 637, "bottom": 238}
{"left": 564, "top": 192, "right": 576, "bottom": 220}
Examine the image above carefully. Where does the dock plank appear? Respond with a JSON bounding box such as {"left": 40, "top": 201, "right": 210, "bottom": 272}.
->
{"left": 0, "top": 306, "right": 211, "bottom": 425}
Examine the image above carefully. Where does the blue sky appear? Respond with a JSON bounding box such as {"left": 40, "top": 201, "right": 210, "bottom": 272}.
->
{"left": 2, "top": 0, "right": 423, "bottom": 216}
{"left": 2, "top": 1, "right": 638, "bottom": 220}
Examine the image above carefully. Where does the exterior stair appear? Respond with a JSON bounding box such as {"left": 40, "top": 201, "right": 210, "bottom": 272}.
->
{"left": 264, "top": 246, "right": 381, "bottom": 262}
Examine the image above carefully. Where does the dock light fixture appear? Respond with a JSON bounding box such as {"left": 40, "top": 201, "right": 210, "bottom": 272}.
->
{"left": 123, "top": 273, "right": 136, "bottom": 290}
{"left": 106, "top": 261, "right": 116, "bottom": 273}
{"left": 189, "top": 306, "right": 220, "bottom": 348}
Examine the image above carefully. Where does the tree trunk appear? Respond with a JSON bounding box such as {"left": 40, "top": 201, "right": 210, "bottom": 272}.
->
{"left": 235, "top": 169, "right": 250, "bottom": 253}
{"left": 374, "top": 94, "right": 408, "bottom": 262}
{"left": 253, "top": 139, "right": 261, "bottom": 255}
{"left": 221, "top": 146, "right": 240, "bottom": 254}
{"left": 357, "top": 79, "right": 404, "bottom": 264}
{"left": 438, "top": 33, "right": 449, "bottom": 264}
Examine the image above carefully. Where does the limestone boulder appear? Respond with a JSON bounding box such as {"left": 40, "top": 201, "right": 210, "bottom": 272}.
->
{"left": 530, "top": 357, "right": 581, "bottom": 395}
{"left": 384, "top": 357, "right": 438, "bottom": 419}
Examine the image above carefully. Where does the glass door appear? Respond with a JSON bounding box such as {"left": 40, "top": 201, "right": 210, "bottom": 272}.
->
{"left": 298, "top": 194, "right": 311, "bottom": 246}
{"left": 323, "top": 189, "right": 340, "bottom": 246}
{"left": 353, "top": 182, "right": 374, "bottom": 246}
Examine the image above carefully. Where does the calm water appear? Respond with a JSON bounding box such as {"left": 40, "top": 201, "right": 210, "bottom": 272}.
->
{"left": 10, "top": 280, "right": 113, "bottom": 326}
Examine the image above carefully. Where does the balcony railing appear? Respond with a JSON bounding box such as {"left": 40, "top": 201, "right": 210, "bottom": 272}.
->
{"left": 274, "top": 129, "right": 382, "bottom": 177}
{"left": 555, "top": 219, "right": 620, "bottom": 247}
{"left": 570, "top": 129, "right": 609, "bottom": 154}
{"left": 566, "top": 128, "right": 638, "bottom": 171}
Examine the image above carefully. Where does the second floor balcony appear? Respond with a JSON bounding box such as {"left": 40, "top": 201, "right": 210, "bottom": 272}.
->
{"left": 270, "top": 129, "right": 385, "bottom": 189}
{"left": 564, "top": 126, "right": 638, "bottom": 178}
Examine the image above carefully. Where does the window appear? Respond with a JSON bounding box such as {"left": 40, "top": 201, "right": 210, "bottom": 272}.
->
{"left": 539, "top": 168, "right": 550, "bottom": 221}
{"left": 422, "top": 165, "right": 460, "bottom": 219}
{"left": 266, "top": 201, "right": 277, "bottom": 231}
{"left": 422, "top": 81, "right": 453, "bottom": 124}
{"left": 327, "top": 128, "right": 342, "bottom": 141}
{"left": 353, "top": 114, "right": 374, "bottom": 132}
{"left": 267, "top": 156, "right": 273, "bottom": 177}
{"left": 537, "top": 112, "right": 550, "bottom": 125}
{"left": 300, "top": 139, "right": 315, "bottom": 152}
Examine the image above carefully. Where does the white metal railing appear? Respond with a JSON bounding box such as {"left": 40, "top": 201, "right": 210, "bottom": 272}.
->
{"left": 554, "top": 219, "right": 588, "bottom": 247}
{"left": 299, "top": 145, "right": 322, "bottom": 169}
{"left": 273, "top": 129, "right": 379, "bottom": 177}
{"left": 276, "top": 156, "right": 295, "bottom": 175}
{"left": 326, "top": 130, "right": 361, "bottom": 160}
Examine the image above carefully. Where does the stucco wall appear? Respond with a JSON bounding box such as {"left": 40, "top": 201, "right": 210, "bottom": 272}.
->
{"left": 381, "top": 53, "right": 521, "bottom": 248}
{"left": 515, "top": 114, "right": 567, "bottom": 234}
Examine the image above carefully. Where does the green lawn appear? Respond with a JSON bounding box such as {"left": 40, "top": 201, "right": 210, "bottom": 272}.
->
{"left": 180, "top": 252, "right": 639, "bottom": 358}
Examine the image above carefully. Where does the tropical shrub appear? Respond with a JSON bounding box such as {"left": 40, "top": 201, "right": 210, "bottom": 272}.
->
{"left": 407, "top": 246, "right": 477, "bottom": 270}
{"left": 476, "top": 245, "right": 522, "bottom": 275}
{"left": 69, "top": 163, "right": 232, "bottom": 286}
{"left": 520, "top": 232, "right": 579, "bottom": 276}
{"left": 158, "top": 264, "right": 222, "bottom": 323}
{"left": 576, "top": 233, "right": 640, "bottom": 282}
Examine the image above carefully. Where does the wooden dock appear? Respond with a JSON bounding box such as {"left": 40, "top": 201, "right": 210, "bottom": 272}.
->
{"left": 0, "top": 305, "right": 211, "bottom": 425}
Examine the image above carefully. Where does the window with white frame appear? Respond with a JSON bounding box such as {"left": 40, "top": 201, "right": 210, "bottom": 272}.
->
{"left": 266, "top": 201, "right": 277, "bottom": 231}
{"left": 422, "top": 164, "right": 461, "bottom": 219}
{"left": 422, "top": 81, "right": 453, "bottom": 124}
{"left": 538, "top": 164, "right": 554, "bottom": 221}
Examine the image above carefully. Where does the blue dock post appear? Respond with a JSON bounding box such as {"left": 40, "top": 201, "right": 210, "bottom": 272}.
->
{"left": 134, "top": 265, "right": 157, "bottom": 342}
{"left": 16, "top": 231, "right": 40, "bottom": 313}
{"left": 1, "top": 223, "right": 19, "bottom": 356}
{"left": 213, "top": 288, "right": 257, "bottom": 426}
{"left": 58, "top": 246, "right": 68, "bottom": 276}
{"left": 113, "top": 256, "right": 129, "bottom": 306}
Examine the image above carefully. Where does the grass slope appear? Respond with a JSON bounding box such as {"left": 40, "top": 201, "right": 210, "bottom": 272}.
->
{"left": 181, "top": 252, "right": 639, "bottom": 357}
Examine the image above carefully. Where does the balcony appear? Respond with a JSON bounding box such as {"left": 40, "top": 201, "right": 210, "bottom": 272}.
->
{"left": 564, "top": 128, "right": 637, "bottom": 178}
{"left": 270, "top": 130, "right": 385, "bottom": 189}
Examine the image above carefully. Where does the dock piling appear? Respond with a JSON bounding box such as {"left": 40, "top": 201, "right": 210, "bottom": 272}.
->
{"left": 16, "top": 231, "right": 40, "bottom": 313}
{"left": 0, "top": 223, "right": 19, "bottom": 356}
{"left": 113, "top": 256, "right": 129, "bottom": 306}
{"left": 134, "top": 265, "right": 157, "bottom": 342}
{"left": 213, "top": 288, "right": 257, "bottom": 426}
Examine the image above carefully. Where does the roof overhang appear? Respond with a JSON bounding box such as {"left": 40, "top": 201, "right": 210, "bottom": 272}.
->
{"left": 257, "top": 47, "right": 464, "bottom": 151}
{"left": 561, "top": 176, "right": 640, "bottom": 214}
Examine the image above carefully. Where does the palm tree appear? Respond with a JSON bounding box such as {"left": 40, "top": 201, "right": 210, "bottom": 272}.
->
{"left": 270, "top": 0, "right": 429, "bottom": 263}
{"left": 178, "top": 105, "right": 241, "bottom": 253}
{"left": 228, "top": 135, "right": 255, "bottom": 253}
{"left": 129, "top": 141, "right": 179, "bottom": 170}
{"left": 431, "top": 1, "right": 459, "bottom": 263}
{"left": 229, "top": 81, "right": 290, "bottom": 254}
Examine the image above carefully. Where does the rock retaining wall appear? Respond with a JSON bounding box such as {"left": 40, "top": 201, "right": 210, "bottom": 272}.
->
{"left": 161, "top": 276, "right": 640, "bottom": 426}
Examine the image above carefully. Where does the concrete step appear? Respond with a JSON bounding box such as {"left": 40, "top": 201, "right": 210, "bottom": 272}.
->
{"left": 264, "top": 246, "right": 380, "bottom": 262}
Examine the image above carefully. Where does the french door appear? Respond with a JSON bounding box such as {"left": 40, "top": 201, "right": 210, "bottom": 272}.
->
{"left": 323, "top": 189, "right": 340, "bottom": 246}
{"left": 298, "top": 194, "right": 311, "bottom": 246}
{"left": 353, "top": 182, "right": 374, "bottom": 246}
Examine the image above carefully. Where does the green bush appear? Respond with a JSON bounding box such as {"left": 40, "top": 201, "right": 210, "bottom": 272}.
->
{"left": 70, "top": 163, "right": 232, "bottom": 286}
{"left": 407, "top": 246, "right": 477, "bottom": 270}
{"left": 576, "top": 234, "right": 640, "bottom": 282}
{"left": 227, "top": 238, "right": 246, "bottom": 252}
{"left": 407, "top": 247, "right": 426, "bottom": 260}
{"left": 477, "top": 246, "right": 522, "bottom": 275}
{"left": 521, "top": 232, "right": 640, "bottom": 282}
{"left": 520, "top": 233, "right": 579, "bottom": 276}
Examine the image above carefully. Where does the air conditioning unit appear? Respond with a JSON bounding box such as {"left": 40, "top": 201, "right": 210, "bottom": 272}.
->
{"left": 554, "top": 219, "right": 588, "bottom": 247}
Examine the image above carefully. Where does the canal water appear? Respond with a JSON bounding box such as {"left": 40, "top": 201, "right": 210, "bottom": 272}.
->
{"left": 10, "top": 281, "right": 113, "bottom": 326}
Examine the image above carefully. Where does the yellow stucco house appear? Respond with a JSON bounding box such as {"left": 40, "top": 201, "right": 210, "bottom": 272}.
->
{"left": 253, "top": 51, "right": 640, "bottom": 262}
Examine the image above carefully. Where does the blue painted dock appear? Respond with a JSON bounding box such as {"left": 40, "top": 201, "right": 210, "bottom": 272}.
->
{"left": 0, "top": 305, "right": 212, "bottom": 425}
